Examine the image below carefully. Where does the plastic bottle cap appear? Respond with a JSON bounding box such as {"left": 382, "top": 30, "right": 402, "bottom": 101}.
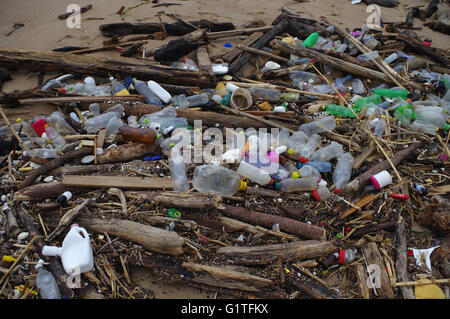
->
{"left": 269, "top": 178, "right": 275, "bottom": 185}
{"left": 287, "top": 148, "right": 294, "bottom": 154}
{"left": 334, "top": 188, "right": 340, "bottom": 194}
{"left": 16, "top": 118, "right": 22, "bottom": 122}
{"left": 370, "top": 170, "right": 392, "bottom": 189}
{"left": 239, "top": 179, "right": 247, "bottom": 191}
{"left": 338, "top": 249, "right": 346, "bottom": 265}
{"left": 292, "top": 171, "right": 300, "bottom": 179}
{"left": 299, "top": 157, "right": 309, "bottom": 163}
{"left": 312, "top": 189, "right": 321, "bottom": 202}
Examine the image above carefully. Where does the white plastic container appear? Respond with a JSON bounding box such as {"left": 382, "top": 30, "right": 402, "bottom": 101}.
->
{"left": 147, "top": 80, "right": 172, "bottom": 104}
{"left": 370, "top": 170, "right": 392, "bottom": 190}
{"left": 225, "top": 82, "right": 239, "bottom": 93}
{"left": 237, "top": 161, "right": 274, "bottom": 186}
{"left": 42, "top": 224, "right": 93, "bottom": 275}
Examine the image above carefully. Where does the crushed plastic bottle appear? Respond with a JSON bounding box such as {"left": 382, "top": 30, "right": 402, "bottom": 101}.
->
{"left": 84, "top": 112, "right": 120, "bottom": 133}
{"left": 310, "top": 141, "right": 344, "bottom": 162}
{"left": 46, "top": 111, "right": 76, "bottom": 136}
{"left": 299, "top": 133, "right": 321, "bottom": 160}
{"left": 287, "top": 131, "right": 309, "bottom": 154}
{"left": 248, "top": 87, "right": 282, "bottom": 103}
{"left": 312, "top": 184, "right": 331, "bottom": 201}
{"left": 332, "top": 152, "right": 354, "bottom": 193}
{"left": 261, "top": 61, "right": 281, "bottom": 73}
{"left": 89, "top": 103, "right": 101, "bottom": 116}
{"left": 168, "top": 155, "right": 190, "bottom": 194}
{"left": 298, "top": 165, "right": 321, "bottom": 182}
{"left": 302, "top": 161, "right": 332, "bottom": 173}
{"left": 351, "top": 78, "right": 365, "bottom": 95}
{"left": 41, "top": 74, "right": 73, "bottom": 91}
{"left": 44, "top": 125, "right": 66, "bottom": 150}
{"left": 35, "top": 261, "right": 61, "bottom": 299}
{"left": 193, "top": 164, "right": 247, "bottom": 196}
{"left": 325, "top": 104, "right": 360, "bottom": 118}
{"left": 357, "top": 51, "right": 379, "bottom": 62}
{"left": 105, "top": 117, "right": 124, "bottom": 139}
{"left": 335, "top": 74, "right": 352, "bottom": 93}
{"left": 278, "top": 177, "right": 318, "bottom": 192}
{"left": 23, "top": 148, "right": 59, "bottom": 159}
{"left": 298, "top": 116, "right": 336, "bottom": 135}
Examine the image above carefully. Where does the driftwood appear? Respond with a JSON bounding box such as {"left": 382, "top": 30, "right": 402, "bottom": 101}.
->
{"left": 222, "top": 204, "right": 326, "bottom": 240}
{"left": 0, "top": 48, "right": 214, "bottom": 88}
{"left": 125, "top": 191, "right": 224, "bottom": 210}
{"left": 61, "top": 175, "right": 173, "bottom": 190}
{"left": 15, "top": 204, "right": 74, "bottom": 298}
{"left": 97, "top": 142, "right": 160, "bottom": 164}
{"left": 13, "top": 182, "right": 88, "bottom": 201}
{"left": 58, "top": 4, "right": 92, "bottom": 20}
{"left": 222, "top": 32, "right": 264, "bottom": 63}
{"left": 350, "top": 221, "right": 396, "bottom": 238}
{"left": 216, "top": 240, "right": 337, "bottom": 265}
{"left": 355, "top": 264, "right": 371, "bottom": 299}
{"left": 17, "top": 147, "right": 93, "bottom": 190}
{"left": 342, "top": 141, "right": 423, "bottom": 193}
{"left": 230, "top": 19, "right": 289, "bottom": 74}
{"left": 394, "top": 216, "right": 415, "bottom": 299}
{"left": 77, "top": 217, "right": 185, "bottom": 255}
{"left": 182, "top": 262, "right": 273, "bottom": 292}
{"left": 417, "top": 195, "right": 450, "bottom": 235}
{"left": 288, "top": 277, "right": 344, "bottom": 299}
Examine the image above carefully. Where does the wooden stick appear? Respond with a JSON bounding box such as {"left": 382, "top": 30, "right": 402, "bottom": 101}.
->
{"left": 0, "top": 236, "right": 37, "bottom": 286}
{"left": 206, "top": 26, "right": 273, "bottom": 39}
{"left": 0, "top": 107, "right": 30, "bottom": 153}
{"left": 237, "top": 45, "right": 290, "bottom": 63}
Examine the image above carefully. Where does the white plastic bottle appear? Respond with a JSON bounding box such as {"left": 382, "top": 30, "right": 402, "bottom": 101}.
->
{"left": 35, "top": 261, "right": 61, "bottom": 299}
{"left": 237, "top": 161, "right": 274, "bottom": 186}
{"left": 42, "top": 224, "right": 94, "bottom": 275}
{"left": 332, "top": 152, "right": 354, "bottom": 193}
{"left": 147, "top": 81, "right": 172, "bottom": 104}
{"left": 278, "top": 177, "right": 318, "bottom": 193}
{"left": 310, "top": 142, "right": 344, "bottom": 162}
{"left": 193, "top": 164, "right": 247, "bottom": 196}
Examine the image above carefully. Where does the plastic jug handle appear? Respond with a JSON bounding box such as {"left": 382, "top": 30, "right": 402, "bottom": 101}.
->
{"left": 77, "top": 227, "right": 90, "bottom": 240}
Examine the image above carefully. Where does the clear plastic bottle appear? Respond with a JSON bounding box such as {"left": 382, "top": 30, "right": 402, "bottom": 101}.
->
{"left": 302, "top": 161, "right": 332, "bottom": 173}
{"left": 287, "top": 131, "right": 309, "bottom": 154}
{"left": 351, "top": 78, "right": 365, "bottom": 95}
{"left": 127, "top": 115, "right": 139, "bottom": 128}
{"left": 299, "top": 133, "right": 322, "bottom": 160}
{"left": 248, "top": 87, "right": 282, "bottom": 102}
{"left": 46, "top": 111, "right": 76, "bottom": 136}
{"left": 89, "top": 103, "right": 101, "bottom": 116}
{"left": 310, "top": 142, "right": 344, "bottom": 162}
{"left": 244, "top": 153, "right": 290, "bottom": 181}
{"left": 298, "top": 165, "right": 321, "bottom": 181}
{"left": 23, "top": 148, "right": 59, "bottom": 159}
{"left": 357, "top": 51, "right": 379, "bottom": 62}
{"left": 133, "top": 79, "right": 163, "bottom": 105}
{"left": 298, "top": 116, "right": 336, "bottom": 135}
{"left": 44, "top": 125, "right": 66, "bottom": 150}
{"left": 41, "top": 74, "right": 73, "bottom": 91}
{"left": 193, "top": 164, "right": 246, "bottom": 196}
{"left": 335, "top": 74, "right": 352, "bottom": 93}
{"left": 105, "top": 117, "right": 124, "bottom": 139}
{"left": 312, "top": 184, "right": 331, "bottom": 201}
{"left": 261, "top": 61, "right": 281, "bottom": 73}
{"left": 384, "top": 52, "right": 398, "bottom": 64}
{"left": 183, "top": 57, "right": 199, "bottom": 71}
{"left": 110, "top": 76, "right": 130, "bottom": 96}
{"left": 373, "top": 118, "right": 386, "bottom": 137}
{"left": 84, "top": 112, "right": 120, "bottom": 133}
{"left": 168, "top": 155, "right": 190, "bottom": 193}
{"left": 332, "top": 152, "right": 354, "bottom": 193}
{"left": 237, "top": 161, "right": 274, "bottom": 186}
{"left": 186, "top": 93, "right": 210, "bottom": 107}
{"left": 278, "top": 177, "right": 318, "bottom": 193}
{"left": 35, "top": 262, "right": 61, "bottom": 299}
{"left": 289, "top": 71, "right": 318, "bottom": 84}
{"left": 171, "top": 94, "right": 190, "bottom": 109}
{"left": 310, "top": 84, "right": 334, "bottom": 94}
{"left": 17, "top": 118, "right": 38, "bottom": 138}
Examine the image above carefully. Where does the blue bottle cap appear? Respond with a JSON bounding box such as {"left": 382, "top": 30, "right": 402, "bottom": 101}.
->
{"left": 297, "top": 163, "right": 302, "bottom": 169}
{"left": 224, "top": 43, "right": 232, "bottom": 48}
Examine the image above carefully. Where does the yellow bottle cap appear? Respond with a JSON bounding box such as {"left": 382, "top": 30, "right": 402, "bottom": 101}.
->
{"left": 44, "top": 124, "right": 48, "bottom": 128}
{"left": 287, "top": 148, "right": 294, "bottom": 154}
{"left": 2, "top": 256, "right": 16, "bottom": 263}
{"left": 239, "top": 179, "right": 248, "bottom": 191}
{"left": 292, "top": 171, "right": 300, "bottom": 179}
{"left": 16, "top": 118, "right": 22, "bottom": 122}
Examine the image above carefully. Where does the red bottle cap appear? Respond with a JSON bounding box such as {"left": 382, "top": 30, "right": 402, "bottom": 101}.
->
{"left": 338, "top": 249, "right": 346, "bottom": 265}
{"left": 299, "top": 157, "right": 308, "bottom": 163}
{"left": 423, "top": 41, "right": 431, "bottom": 47}
{"left": 390, "top": 193, "right": 409, "bottom": 200}
{"left": 31, "top": 118, "right": 48, "bottom": 137}
{"left": 334, "top": 188, "right": 340, "bottom": 194}
{"left": 312, "top": 189, "right": 321, "bottom": 202}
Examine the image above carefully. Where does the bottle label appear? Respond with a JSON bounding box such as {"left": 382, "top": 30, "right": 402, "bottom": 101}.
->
{"left": 115, "top": 89, "right": 130, "bottom": 96}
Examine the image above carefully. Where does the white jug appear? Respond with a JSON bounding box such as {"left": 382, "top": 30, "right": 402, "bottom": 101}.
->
{"left": 42, "top": 224, "right": 94, "bottom": 275}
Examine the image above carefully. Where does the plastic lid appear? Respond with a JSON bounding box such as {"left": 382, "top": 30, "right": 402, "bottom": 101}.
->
{"left": 299, "top": 157, "right": 309, "bottom": 163}
{"left": 312, "top": 189, "right": 321, "bottom": 202}
{"left": 297, "top": 163, "right": 302, "bottom": 169}
{"left": 292, "top": 171, "right": 300, "bottom": 179}
{"left": 338, "top": 249, "right": 346, "bottom": 265}
{"left": 183, "top": 57, "right": 188, "bottom": 62}
{"left": 334, "top": 188, "right": 340, "bottom": 194}
{"left": 239, "top": 179, "right": 247, "bottom": 191}
{"left": 370, "top": 176, "right": 381, "bottom": 189}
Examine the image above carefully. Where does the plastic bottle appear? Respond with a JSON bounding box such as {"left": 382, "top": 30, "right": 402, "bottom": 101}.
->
{"left": 289, "top": 71, "right": 318, "bottom": 84}
{"left": 193, "top": 164, "right": 247, "bottom": 196}
{"left": 332, "top": 152, "right": 354, "bottom": 193}
{"left": 212, "top": 63, "right": 229, "bottom": 75}
{"left": 118, "top": 126, "right": 159, "bottom": 144}
{"left": 298, "top": 116, "right": 337, "bottom": 135}
{"left": 299, "top": 134, "right": 321, "bottom": 160}
{"left": 372, "top": 88, "right": 408, "bottom": 99}
{"left": 357, "top": 51, "right": 379, "bottom": 62}
{"left": 280, "top": 92, "right": 300, "bottom": 102}
{"left": 303, "top": 32, "right": 319, "bottom": 48}
{"left": 287, "top": 131, "right": 309, "bottom": 154}
{"left": 237, "top": 161, "right": 274, "bottom": 186}
{"left": 248, "top": 87, "right": 282, "bottom": 103}
{"left": 310, "top": 142, "right": 344, "bottom": 162}
{"left": 46, "top": 111, "right": 76, "bottom": 136}
{"left": 245, "top": 153, "right": 290, "bottom": 181}
{"left": 56, "top": 191, "right": 72, "bottom": 205}
{"left": 325, "top": 104, "right": 359, "bottom": 118}
{"left": 298, "top": 165, "right": 321, "bottom": 181}
{"left": 89, "top": 103, "right": 101, "bottom": 116}
{"left": 183, "top": 57, "right": 199, "bottom": 71}
{"left": 84, "top": 112, "right": 120, "bottom": 133}
{"left": 168, "top": 155, "right": 190, "bottom": 193}
{"left": 322, "top": 249, "right": 356, "bottom": 268}
{"left": 221, "top": 148, "right": 243, "bottom": 163}
{"left": 310, "top": 84, "right": 333, "bottom": 94}
{"left": 105, "top": 117, "right": 124, "bottom": 139}
{"left": 312, "top": 184, "right": 331, "bottom": 201}
{"left": 41, "top": 74, "right": 73, "bottom": 91}
{"left": 362, "top": 36, "right": 378, "bottom": 50}
{"left": 42, "top": 224, "right": 94, "bottom": 275}
{"left": 187, "top": 93, "right": 210, "bottom": 107}
{"left": 35, "top": 262, "right": 61, "bottom": 299}
{"left": 335, "top": 74, "right": 352, "bottom": 93}
{"left": 278, "top": 177, "right": 318, "bottom": 192}
{"left": 16, "top": 118, "right": 38, "bottom": 138}
{"left": 23, "top": 148, "right": 59, "bottom": 159}
{"left": 302, "top": 161, "right": 332, "bottom": 173}
{"left": 127, "top": 115, "right": 139, "bottom": 128}
{"left": 351, "top": 78, "right": 365, "bottom": 95}
{"left": 147, "top": 81, "right": 172, "bottom": 104}
{"left": 44, "top": 125, "right": 66, "bottom": 150}
{"left": 353, "top": 95, "right": 382, "bottom": 108}
{"left": 384, "top": 52, "right": 398, "bottom": 64}
{"left": 133, "top": 79, "right": 163, "bottom": 105}
{"left": 261, "top": 61, "right": 281, "bottom": 73}
{"left": 110, "top": 77, "right": 130, "bottom": 96}
{"left": 373, "top": 118, "right": 386, "bottom": 137}
{"left": 287, "top": 56, "right": 313, "bottom": 67}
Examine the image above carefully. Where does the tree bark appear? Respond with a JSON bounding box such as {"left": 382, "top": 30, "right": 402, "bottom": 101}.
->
{"left": 394, "top": 216, "right": 415, "bottom": 299}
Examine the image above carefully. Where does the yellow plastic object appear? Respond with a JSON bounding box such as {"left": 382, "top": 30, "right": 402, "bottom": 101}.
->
{"left": 258, "top": 101, "right": 273, "bottom": 111}
{"left": 239, "top": 179, "right": 248, "bottom": 191}
{"left": 2, "top": 255, "right": 16, "bottom": 263}
{"left": 215, "top": 82, "right": 227, "bottom": 97}
{"left": 291, "top": 171, "right": 300, "bottom": 179}
{"left": 282, "top": 36, "right": 295, "bottom": 45}
{"left": 415, "top": 284, "right": 445, "bottom": 299}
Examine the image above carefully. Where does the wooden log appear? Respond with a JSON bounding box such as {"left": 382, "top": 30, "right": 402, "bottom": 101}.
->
{"left": 97, "top": 142, "right": 160, "bottom": 164}
{"left": 13, "top": 182, "right": 88, "bottom": 201}
{"left": 222, "top": 32, "right": 264, "bottom": 63}
{"left": 230, "top": 19, "right": 289, "bottom": 74}
{"left": 125, "top": 191, "right": 224, "bottom": 210}
{"left": 350, "top": 221, "right": 396, "bottom": 238}
{"left": 182, "top": 262, "right": 273, "bottom": 292}
{"left": 15, "top": 205, "right": 74, "bottom": 299}
{"left": 272, "top": 40, "right": 396, "bottom": 83}
{"left": 0, "top": 48, "right": 214, "bottom": 88}
{"left": 237, "top": 45, "right": 290, "bottom": 63}
{"left": 17, "top": 147, "right": 93, "bottom": 190}
{"left": 342, "top": 141, "right": 423, "bottom": 193}
{"left": 77, "top": 217, "right": 185, "bottom": 255}
{"left": 216, "top": 240, "right": 337, "bottom": 265}
{"left": 207, "top": 26, "right": 273, "bottom": 40}
{"left": 62, "top": 175, "right": 174, "bottom": 190}
{"left": 51, "top": 163, "right": 121, "bottom": 175}
{"left": 196, "top": 47, "right": 214, "bottom": 77}
{"left": 6, "top": 210, "right": 20, "bottom": 236}
{"left": 58, "top": 4, "right": 92, "bottom": 20}
{"left": 289, "top": 278, "right": 344, "bottom": 299}
{"left": 394, "top": 216, "right": 415, "bottom": 299}
{"left": 355, "top": 264, "right": 371, "bottom": 299}
{"left": 222, "top": 204, "right": 326, "bottom": 240}
{"left": 361, "top": 241, "right": 394, "bottom": 298}
{"left": 264, "top": 64, "right": 311, "bottom": 78}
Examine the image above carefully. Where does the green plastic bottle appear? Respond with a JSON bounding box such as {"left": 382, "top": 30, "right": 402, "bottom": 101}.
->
{"left": 353, "top": 95, "right": 382, "bottom": 108}
{"left": 394, "top": 104, "right": 416, "bottom": 126}
{"left": 372, "top": 88, "right": 408, "bottom": 99}
{"left": 303, "top": 32, "right": 319, "bottom": 48}
{"left": 325, "top": 104, "right": 359, "bottom": 118}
